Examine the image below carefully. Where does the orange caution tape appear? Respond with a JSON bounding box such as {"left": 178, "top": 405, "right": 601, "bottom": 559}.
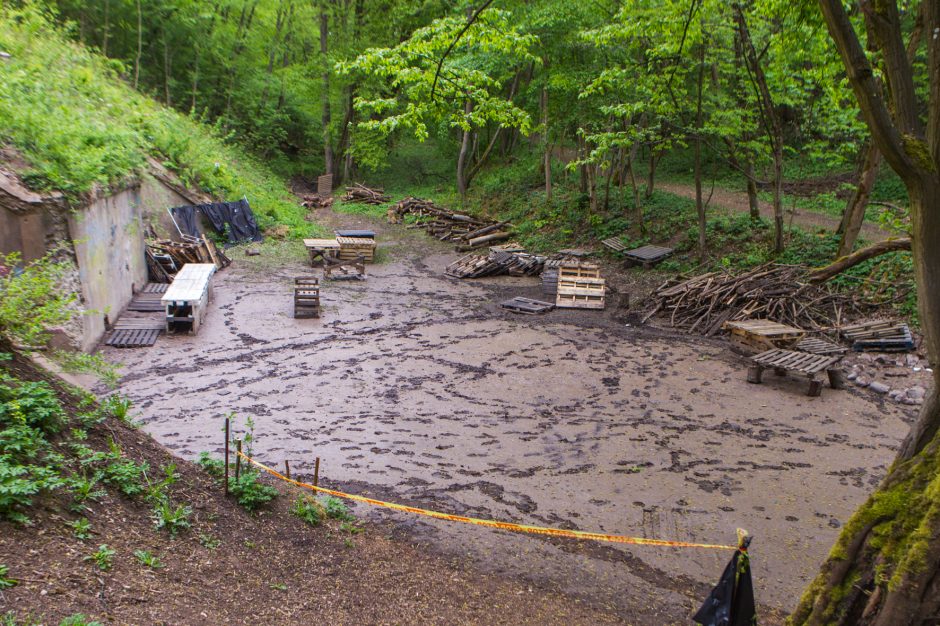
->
{"left": 237, "top": 451, "right": 737, "bottom": 550}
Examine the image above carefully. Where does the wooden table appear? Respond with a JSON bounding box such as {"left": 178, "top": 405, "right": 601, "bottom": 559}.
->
{"left": 161, "top": 263, "right": 216, "bottom": 335}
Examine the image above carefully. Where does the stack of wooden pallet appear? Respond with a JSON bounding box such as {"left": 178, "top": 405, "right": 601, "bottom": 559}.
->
{"left": 444, "top": 248, "right": 546, "bottom": 279}
{"left": 541, "top": 259, "right": 561, "bottom": 296}
{"left": 555, "top": 262, "right": 606, "bottom": 309}
{"left": 444, "top": 254, "right": 503, "bottom": 278}
{"left": 840, "top": 320, "right": 914, "bottom": 352}
{"left": 293, "top": 277, "right": 321, "bottom": 318}
{"left": 336, "top": 235, "right": 376, "bottom": 263}
{"left": 147, "top": 235, "right": 230, "bottom": 282}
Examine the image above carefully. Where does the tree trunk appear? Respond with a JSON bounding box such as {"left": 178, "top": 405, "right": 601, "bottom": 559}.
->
{"left": 645, "top": 150, "right": 660, "bottom": 199}
{"left": 838, "top": 143, "right": 882, "bottom": 257}
{"left": 627, "top": 158, "right": 644, "bottom": 234}
{"left": 102, "top": 0, "right": 110, "bottom": 57}
{"left": 320, "top": 6, "right": 333, "bottom": 176}
{"left": 743, "top": 159, "right": 760, "bottom": 220}
{"left": 694, "top": 44, "right": 706, "bottom": 262}
{"left": 792, "top": 0, "right": 940, "bottom": 621}
{"left": 162, "top": 27, "right": 172, "bottom": 106}
{"left": 807, "top": 237, "right": 911, "bottom": 283}
{"left": 456, "top": 101, "right": 473, "bottom": 199}
{"left": 134, "top": 0, "right": 142, "bottom": 89}
{"left": 542, "top": 85, "right": 552, "bottom": 203}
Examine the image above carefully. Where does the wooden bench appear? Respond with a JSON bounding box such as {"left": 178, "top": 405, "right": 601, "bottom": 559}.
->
{"left": 748, "top": 349, "right": 844, "bottom": 397}
{"left": 293, "top": 277, "right": 321, "bottom": 318}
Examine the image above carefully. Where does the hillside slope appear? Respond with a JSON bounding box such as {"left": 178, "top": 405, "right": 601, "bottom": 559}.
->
{"left": 0, "top": 352, "right": 621, "bottom": 625}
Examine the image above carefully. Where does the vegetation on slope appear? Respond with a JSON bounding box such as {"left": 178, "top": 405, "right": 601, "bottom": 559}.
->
{"left": 0, "top": 5, "right": 309, "bottom": 236}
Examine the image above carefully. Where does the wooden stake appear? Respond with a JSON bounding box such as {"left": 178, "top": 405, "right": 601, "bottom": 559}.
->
{"left": 284, "top": 459, "right": 291, "bottom": 480}
{"left": 235, "top": 439, "right": 242, "bottom": 482}
{"left": 313, "top": 457, "right": 320, "bottom": 488}
{"left": 224, "top": 417, "right": 230, "bottom": 495}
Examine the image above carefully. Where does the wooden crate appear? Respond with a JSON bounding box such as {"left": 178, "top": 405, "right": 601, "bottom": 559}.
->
{"left": 336, "top": 236, "right": 376, "bottom": 263}
{"left": 294, "top": 277, "right": 321, "bottom": 318}
{"left": 723, "top": 319, "right": 805, "bottom": 354}
{"left": 556, "top": 277, "right": 606, "bottom": 309}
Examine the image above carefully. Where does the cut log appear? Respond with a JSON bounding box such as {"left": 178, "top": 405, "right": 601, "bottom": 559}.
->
{"left": 467, "top": 231, "right": 512, "bottom": 247}
{"left": 807, "top": 238, "right": 911, "bottom": 283}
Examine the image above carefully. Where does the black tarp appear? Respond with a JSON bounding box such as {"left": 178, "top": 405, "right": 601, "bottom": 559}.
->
{"left": 693, "top": 547, "right": 757, "bottom": 626}
{"left": 170, "top": 199, "right": 263, "bottom": 245}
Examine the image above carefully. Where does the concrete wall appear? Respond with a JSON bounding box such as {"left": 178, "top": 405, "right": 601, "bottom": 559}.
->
{"left": 67, "top": 175, "right": 190, "bottom": 351}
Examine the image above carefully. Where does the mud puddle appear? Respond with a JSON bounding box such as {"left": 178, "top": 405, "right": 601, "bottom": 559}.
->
{"left": 102, "top": 208, "right": 914, "bottom": 623}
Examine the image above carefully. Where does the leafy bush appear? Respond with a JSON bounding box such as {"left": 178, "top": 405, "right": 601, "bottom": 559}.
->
{"left": 0, "top": 252, "right": 76, "bottom": 350}
{"left": 151, "top": 501, "right": 192, "bottom": 537}
{"left": 133, "top": 550, "right": 163, "bottom": 569}
{"left": 197, "top": 452, "right": 225, "bottom": 479}
{"left": 323, "top": 496, "right": 355, "bottom": 522}
{"left": 102, "top": 459, "right": 148, "bottom": 497}
{"left": 83, "top": 545, "right": 115, "bottom": 571}
{"left": 290, "top": 495, "right": 325, "bottom": 527}
{"left": 69, "top": 517, "right": 92, "bottom": 540}
{"left": 0, "top": 375, "right": 66, "bottom": 434}
{"left": 228, "top": 472, "right": 279, "bottom": 512}
{"left": 65, "top": 472, "right": 105, "bottom": 513}
{"left": 101, "top": 395, "right": 133, "bottom": 424}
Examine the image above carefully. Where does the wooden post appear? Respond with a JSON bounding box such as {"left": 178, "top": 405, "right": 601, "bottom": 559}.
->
{"left": 224, "top": 417, "right": 230, "bottom": 495}
{"left": 235, "top": 439, "right": 242, "bottom": 482}
{"left": 284, "top": 460, "right": 291, "bottom": 480}
{"left": 313, "top": 457, "right": 320, "bottom": 488}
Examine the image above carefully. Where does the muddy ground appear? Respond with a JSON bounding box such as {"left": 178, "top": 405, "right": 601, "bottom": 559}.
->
{"left": 101, "top": 206, "right": 915, "bottom": 623}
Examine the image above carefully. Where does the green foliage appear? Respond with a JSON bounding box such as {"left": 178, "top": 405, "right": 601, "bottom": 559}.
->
{"left": 65, "top": 472, "right": 106, "bottom": 513}
{"left": 0, "top": 252, "right": 76, "bottom": 350}
{"left": 57, "top": 615, "right": 103, "bottom": 626}
{"left": 0, "top": 564, "right": 17, "bottom": 589}
{"left": 0, "top": 375, "right": 66, "bottom": 434}
{"left": 151, "top": 501, "right": 192, "bottom": 538}
{"left": 290, "top": 495, "right": 325, "bottom": 527}
{"left": 133, "top": 550, "right": 163, "bottom": 569}
{"left": 51, "top": 351, "right": 119, "bottom": 389}
{"left": 101, "top": 394, "right": 133, "bottom": 424}
{"left": 228, "top": 472, "right": 279, "bottom": 513}
{"left": 199, "top": 533, "right": 220, "bottom": 550}
{"left": 322, "top": 496, "right": 355, "bottom": 522}
{"left": 0, "top": 6, "right": 309, "bottom": 237}
{"left": 68, "top": 517, "right": 92, "bottom": 540}
{"left": 84, "top": 544, "right": 115, "bottom": 571}
{"left": 197, "top": 452, "right": 225, "bottom": 479}
{"left": 102, "top": 459, "right": 148, "bottom": 497}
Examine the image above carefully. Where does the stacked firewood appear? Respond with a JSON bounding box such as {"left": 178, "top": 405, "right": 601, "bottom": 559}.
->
{"left": 643, "top": 263, "right": 867, "bottom": 335}
{"left": 343, "top": 183, "right": 390, "bottom": 204}
{"left": 146, "top": 235, "right": 231, "bottom": 282}
{"left": 445, "top": 249, "right": 546, "bottom": 279}
{"left": 390, "top": 197, "right": 512, "bottom": 249}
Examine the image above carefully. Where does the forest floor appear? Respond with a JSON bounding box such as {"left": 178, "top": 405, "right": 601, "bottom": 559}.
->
{"left": 659, "top": 181, "right": 892, "bottom": 240}
{"left": 88, "top": 204, "right": 921, "bottom": 623}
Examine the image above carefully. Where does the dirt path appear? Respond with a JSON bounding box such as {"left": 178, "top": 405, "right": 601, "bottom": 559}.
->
{"left": 102, "top": 206, "right": 915, "bottom": 623}
{"left": 659, "top": 181, "right": 892, "bottom": 240}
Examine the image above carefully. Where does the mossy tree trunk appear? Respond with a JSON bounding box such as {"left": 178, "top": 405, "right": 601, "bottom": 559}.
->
{"left": 793, "top": 0, "right": 940, "bottom": 623}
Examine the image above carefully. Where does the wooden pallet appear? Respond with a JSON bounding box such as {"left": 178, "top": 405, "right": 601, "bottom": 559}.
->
{"left": 541, "top": 268, "right": 559, "bottom": 296}
{"left": 140, "top": 283, "right": 169, "bottom": 294}
{"left": 602, "top": 237, "right": 627, "bottom": 253}
{"left": 795, "top": 337, "right": 847, "bottom": 355}
{"left": 107, "top": 314, "right": 165, "bottom": 348}
{"left": 127, "top": 293, "right": 165, "bottom": 312}
{"left": 317, "top": 173, "right": 333, "bottom": 198}
{"left": 500, "top": 297, "right": 555, "bottom": 314}
{"left": 324, "top": 255, "right": 365, "bottom": 280}
{"left": 623, "top": 244, "right": 673, "bottom": 268}
{"left": 556, "top": 277, "right": 606, "bottom": 310}
{"left": 294, "top": 277, "right": 321, "bottom": 318}
{"left": 748, "top": 349, "right": 843, "bottom": 397}
{"left": 336, "top": 236, "right": 376, "bottom": 263}
{"left": 304, "top": 238, "right": 341, "bottom": 266}
{"left": 840, "top": 320, "right": 914, "bottom": 352}
{"left": 558, "top": 262, "right": 601, "bottom": 280}
{"left": 724, "top": 319, "right": 805, "bottom": 354}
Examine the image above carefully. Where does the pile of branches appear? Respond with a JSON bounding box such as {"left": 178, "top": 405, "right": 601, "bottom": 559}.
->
{"left": 445, "top": 248, "right": 546, "bottom": 279}
{"left": 390, "top": 197, "right": 512, "bottom": 250}
{"left": 343, "top": 183, "right": 390, "bottom": 205}
{"left": 300, "top": 194, "right": 333, "bottom": 209}
{"left": 146, "top": 236, "right": 231, "bottom": 282}
{"left": 643, "top": 263, "right": 870, "bottom": 335}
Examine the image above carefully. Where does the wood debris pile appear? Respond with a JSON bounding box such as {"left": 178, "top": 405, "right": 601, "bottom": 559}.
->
{"left": 644, "top": 263, "right": 868, "bottom": 335}
{"left": 342, "top": 183, "right": 390, "bottom": 205}
{"left": 146, "top": 236, "right": 231, "bottom": 282}
{"left": 300, "top": 194, "right": 334, "bottom": 209}
{"left": 390, "top": 197, "right": 512, "bottom": 250}
{"left": 445, "top": 248, "right": 546, "bottom": 279}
